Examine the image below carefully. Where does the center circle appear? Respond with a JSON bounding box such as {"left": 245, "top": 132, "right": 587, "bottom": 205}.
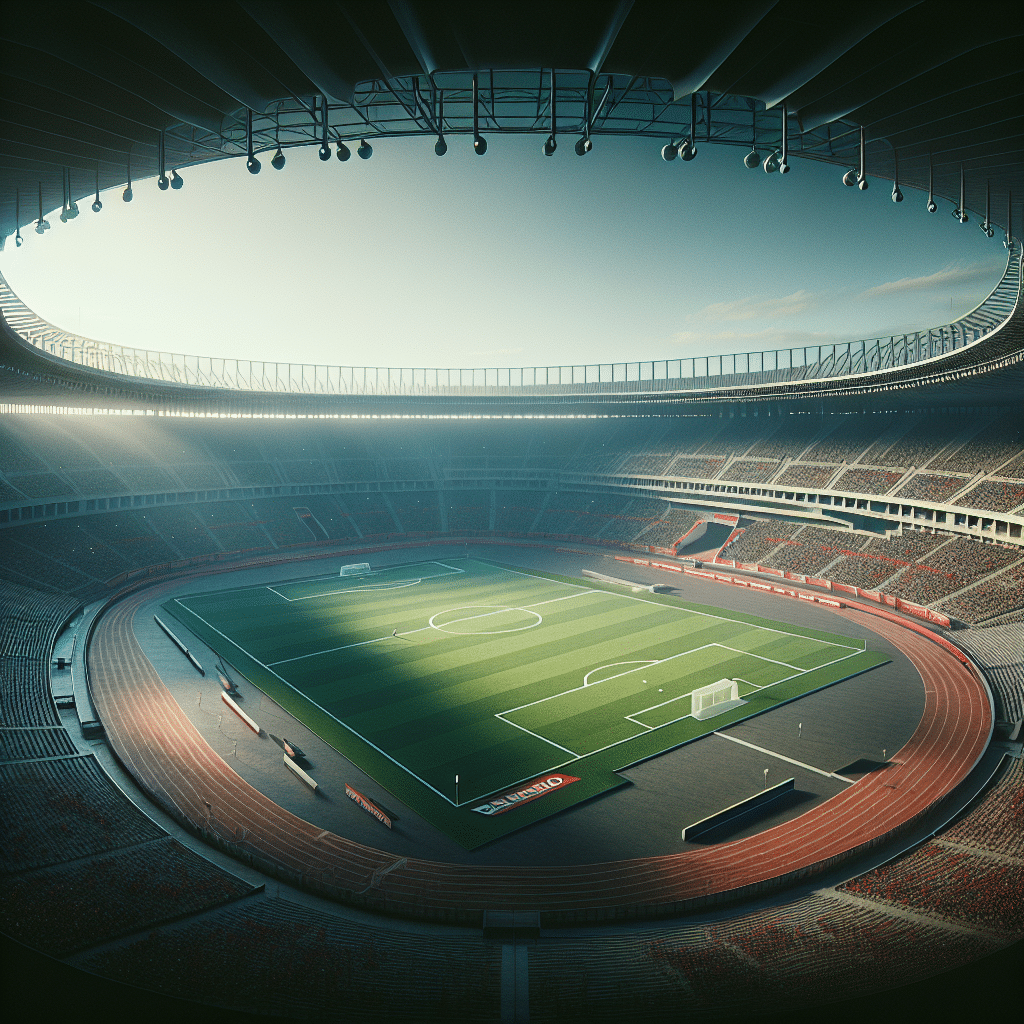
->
{"left": 428, "top": 605, "right": 543, "bottom": 635}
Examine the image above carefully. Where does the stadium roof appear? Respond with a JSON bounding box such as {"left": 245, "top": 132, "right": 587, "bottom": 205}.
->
{"left": 1, "top": 1, "right": 1022, "bottom": 243}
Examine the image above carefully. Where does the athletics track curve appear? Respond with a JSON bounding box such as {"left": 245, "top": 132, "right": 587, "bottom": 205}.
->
{"left": 87, "top": 579, "right": 992, "bottom": 925}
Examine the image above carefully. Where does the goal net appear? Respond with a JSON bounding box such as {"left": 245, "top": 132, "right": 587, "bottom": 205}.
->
{"left": 691, "top": 678, "right": 742, "bottom": 720}
{"left": 340, "top": 562, "right": 371, "bottom": 577}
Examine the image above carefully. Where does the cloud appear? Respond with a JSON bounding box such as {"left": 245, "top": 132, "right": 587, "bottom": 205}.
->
{"left": 861, "top": 262, "right": 1000, "bottom": 298}
{"left": 688, "top": 290, "right": 818, "bottom": 324}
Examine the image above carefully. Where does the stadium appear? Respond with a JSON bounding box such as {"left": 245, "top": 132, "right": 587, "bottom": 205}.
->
{"left": 1, "top": 3, "right": 1022, "bottom": 1022}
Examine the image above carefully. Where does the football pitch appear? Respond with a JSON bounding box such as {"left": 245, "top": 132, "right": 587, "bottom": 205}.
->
{"left": 164, "top": 558, "right": 889, "bottom": 848}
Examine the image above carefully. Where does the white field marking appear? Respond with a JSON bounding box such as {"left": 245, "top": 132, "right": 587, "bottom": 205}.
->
{"left": 171, "top": 600, "right": 465, "bottom": 806}
{"left": 429, "top": 606, "right": 543, "bottom": 635}
{"left": 496, "top": 716, "right": 581, "bottom": 757}
{"left": 714, "top": 644, "right": 803, "bottom": 671}
{"left": 583, "top": 660, "right": 659, "bottom": 686}
{"left": 267, "top": 625, "right": 437, "bottom": 666}
{"left": 268, "top": 563, "right": 465, "bottom": 602}
{"left": 485, "top": 562, "right": 864, "bottom": 649}
{"left": 495, "top": 644, "right": 869, "bottom": 760}
{"left": 497, "top": 644, "right": 721, "bottom": 718}
{"left": 713, "top": 730, "right": 854, "bottom": 783}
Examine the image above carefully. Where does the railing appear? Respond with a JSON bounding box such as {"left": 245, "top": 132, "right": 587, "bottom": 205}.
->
{"left": 1, "top": 242, "right": 1018, "bottom": 398}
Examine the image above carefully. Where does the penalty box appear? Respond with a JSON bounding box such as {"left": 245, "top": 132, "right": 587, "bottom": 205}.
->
{"left": 498, "top": 643, "right": 802, "bottom": 757}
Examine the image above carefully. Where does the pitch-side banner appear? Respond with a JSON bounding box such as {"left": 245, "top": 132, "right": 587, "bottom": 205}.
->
{"left": 345, "top": 783, "right": 392, "bottom": 828}
{"left": 472, "top": 774, "right": 581, "bottom": 816}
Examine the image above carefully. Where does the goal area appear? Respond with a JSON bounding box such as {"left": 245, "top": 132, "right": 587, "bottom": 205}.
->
{"left": 691, "top": 678, "right": 744, "bottom": 720}
{"left": 340, "top": 562, "right": 371, "bottom": 577}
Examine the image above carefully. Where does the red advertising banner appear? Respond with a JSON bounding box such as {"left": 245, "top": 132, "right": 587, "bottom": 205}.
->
{"left": 750, "top": 581, "right": 774, "bottom": 592}
{"left": 833, "top": 583, "right": 858, "bottom": 595}
{"left": 471, "top": 773, "right": 581, "bottom": 816}
{"left": 712, "top": 512, "right": 740, "bottom": 524}
{"left": 806, "top": 577, "right": 832, "bottom": 590}
{"left": 883, "top": 594, "right": 898, "bottom": 608}
{"left": 616, "top": 556, "right": 650, "bottom": 566}
{"left": 785, "top": 572, "right": 807, "bottom": 584}
{"left": 714, "top": 557, "right": 736, "bottom": 568}
{"left": 857, "top": 589, "right": 883, "bottom": 603}
{"left": 798, "top": 592, "right": 816, "bottom": 602}
{"left": 345, "top": 783, "right": 392, "bottom": 829}
{"left": 816, "top": 597, "right": 845, "bottom": 608}
{"left": 650, "top": 561, "right": 683, "bottom": 572}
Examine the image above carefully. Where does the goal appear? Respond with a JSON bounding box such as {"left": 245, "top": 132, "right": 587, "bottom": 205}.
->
{"left": 691, "top": 678, "right": 744, "bottom": 720}
{"left": 340, "top": 562, "right": 371, "bottom": 577}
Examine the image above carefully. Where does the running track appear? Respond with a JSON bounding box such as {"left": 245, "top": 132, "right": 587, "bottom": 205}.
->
{"left": 88, "top": 586, "right": 992, "bottom": 925}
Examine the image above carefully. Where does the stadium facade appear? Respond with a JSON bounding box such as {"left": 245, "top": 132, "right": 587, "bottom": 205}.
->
{"left": 1, "top": 4, "right": 1022, "bottom": 1021}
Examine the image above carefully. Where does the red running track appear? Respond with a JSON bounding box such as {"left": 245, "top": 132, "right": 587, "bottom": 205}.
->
{"left": 88, "top": 587, "right": 991, "bottom": 925}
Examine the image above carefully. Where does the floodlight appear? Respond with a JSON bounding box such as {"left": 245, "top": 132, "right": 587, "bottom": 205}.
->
{"left": 271, "top": 147, "right": 286, "bottom": 170}
{"left": 892, "top": 185, "right": 903, "bottom": 202}
{"left": 336, "top": 141, "right": 350, "bottom": 161}
{"left": 92, "top": 198, "right": 102, "bottom": 211}
{"left": 927, "top": 199, "right": 937, "bottom": 213}
{"left": 318, "top": 144, "right": 330, "bottom": 161}
{"left": 472, "top": 74, "right": 486, "bottom": 155}
{"left": 66, "top": 170, "right": 79, "bottom": 218}
{"left": 661, "top": 142, "right": 677, "bottom": 161}
{"left": 858, "top": 177, "right": 869, "bottom": 190}
{"left": 575, "top": 136, "right": 591, "bottom": 155}
{"left": 357, "top": 139, "right": 372, "bottom": 159}
{"left": 680, "top": 139, "right": 696, "bottom": 161}
{"left": 434, "top": 136, "right": 447, "bottom": 156}
{"left": 890, "top": 148, "right": 902, "bottom": 201}
{"left": 158, "top": 174, "right": 170, "bottom": 188}
{"left": 123, "top": 149, "right": 133, "bottom": 201}
{"left": 926, "top": 154, "right": 936, "bottom": 212}
{"left": 170, "top": 169, "right": 183, "bottom": 189}
{"left": 543, "top": 69, "right": 556, "bottom": 157}
{"left": 778, "top": 158, "right": 790, "bottom": 174}
{"left": 763, "top": 151, "right": 778, "bottom": 173}
{"left": 15, "top": 232, "right": 22, "bottom": 247}
{"left": 743, "top": 149, "right": 759, "bottom": 168}
{"left": 59, "top": 170, "right": 68, "bottom": 222}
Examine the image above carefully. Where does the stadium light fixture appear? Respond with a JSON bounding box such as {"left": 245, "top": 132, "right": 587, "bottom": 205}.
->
{"left": 926, "top": 155, "right": 937, "bottom": 212}
{"left": 952, "top": 163, "right": 968, "bottom": 222}
{"left": 680, "top": 93, "right": 698, "bottom": 161}
{"left": 158, "top": 130, "right": 170, "bottom": 188}
{"left": 891, "top": 149, "right": 903, "bottom": 202}
{"left": 543, "top": 69, "right": 557, "bottom": 156}
{"left": 123, "top": 147, "right": 133, "bottom": 202}
{"left": 59, "top": 169, "right": 69, "bottom": 223}
{"left": 574, "top": 136, "right": 592, "bottom": 156}
{"left": 15, "top": 189, "right": 23, "bottom": 246}
{"left": 336, "top": 141, "right": 351, "bottom": 161}
{"left": 857, "top": 125, "right": 868, "bottom": 189}
{"left": 842, "top": 168, "right": 857, "bottom": 186}
{"left": 980, "top": 179, "right": 993, "bottom": 236}
{"left": 271, "top": 108, "right": 285, "bottom": 170}
{"left": 778, "top": 103, "right": 790, "bottom": 174}
{"left": 91, "top": 164, "right": 103, "bottom": 211}
{"left": 246, "top": 109, "right": 261, "bottom": 173}
{"left": 434, "top": 91, "right": 447, "bottom": 155}
{"left": 745, "top": 104, "right": 759, "bottom": 167}
{"left": 661, "top": 140, "right": 678, "bottom": 161}
{"left": 763, "top": 151, "right": 779, "bottom": 173}
{"left": 357, "top": 139, "right": 372, "bottom": 159}
{"left": 473, "top": 74, "right": 487, "bottom": 155}
{"left": 35, "top": 182, "right": 49, "bottom": 233}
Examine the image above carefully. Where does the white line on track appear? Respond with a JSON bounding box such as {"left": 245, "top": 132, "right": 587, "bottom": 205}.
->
{"left": 713, "top": 730, "right": 854, "bottom": 782}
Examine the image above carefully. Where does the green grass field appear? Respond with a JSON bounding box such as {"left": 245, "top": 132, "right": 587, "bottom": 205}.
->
{"left": 164, "top": 558, "right": 889, "bottom": 848}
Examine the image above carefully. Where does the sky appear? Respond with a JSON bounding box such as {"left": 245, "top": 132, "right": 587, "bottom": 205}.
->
{"left": 0, "top": 133, "right": 1008, "bottom": 371}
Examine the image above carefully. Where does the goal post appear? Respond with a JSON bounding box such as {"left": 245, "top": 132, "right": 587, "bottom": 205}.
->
{"left": 340, "top": 562, "right": 371, "bottom": 577}
{"left": 691, "top": 678, "right": 744, "bottom": 720}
